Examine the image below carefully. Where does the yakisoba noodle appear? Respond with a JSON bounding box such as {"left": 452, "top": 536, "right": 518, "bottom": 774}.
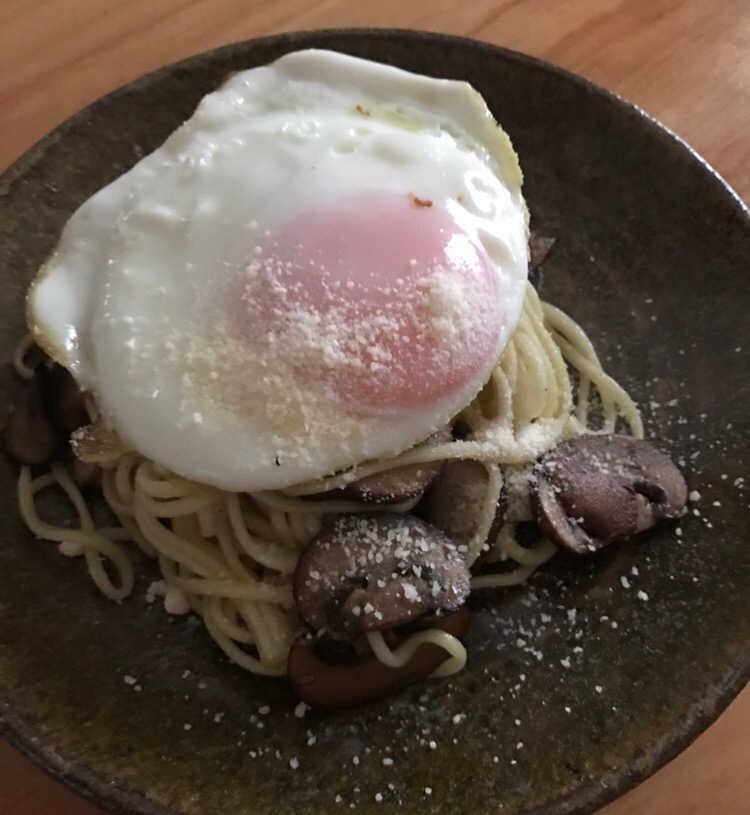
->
{"left": 17, "top": 285, "right": 642, "bottom": 678}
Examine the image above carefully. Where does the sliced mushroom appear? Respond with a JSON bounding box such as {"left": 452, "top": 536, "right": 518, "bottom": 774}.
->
{"left": 528, "top": 232, "right": 556, "bottom": 288}
{"left": 68, "top": 455, "right": 103, "bottom": 492}
{"left": 40, "top": 363, "right": 88, "bottom": 437}
{"left": 4, "top": 375, "right": 60, "bottom": 464}
{"left": 5, "top": 360, "right": 90, "bottom": 465}
{"left": 329, "top": 427, "right": 453, "bottom": 505}
{"left": 288, "top": 608, "right": 470, "bottom": 709}
{"left": 529, "top": 233, "right": 556, "bottom": 269}
{"left": 531, "top": 434, "right": 688, "bottom": 554}
{"left": 417, "top": 459, "right": 506, "bottom": 557}
{"left": 293, "top": 514, "right": 471, "bottom": 641}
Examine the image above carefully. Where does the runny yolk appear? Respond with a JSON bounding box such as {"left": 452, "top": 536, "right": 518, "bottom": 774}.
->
{"left": 237, "top": 191, "right": 505, "bottom": 414}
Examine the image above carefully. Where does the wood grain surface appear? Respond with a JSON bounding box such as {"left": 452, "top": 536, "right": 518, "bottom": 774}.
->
{"left": 1, "top": 1, "right": 748, "bottom": 814}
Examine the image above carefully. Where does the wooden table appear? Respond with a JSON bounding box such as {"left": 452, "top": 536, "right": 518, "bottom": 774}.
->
{"left": 1, "top": 1, "right": 748, "bottom": 813}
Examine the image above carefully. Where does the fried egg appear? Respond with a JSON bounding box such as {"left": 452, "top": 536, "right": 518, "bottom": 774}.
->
{"left": 28, "top": 49, "right": 529, "bottom": 491}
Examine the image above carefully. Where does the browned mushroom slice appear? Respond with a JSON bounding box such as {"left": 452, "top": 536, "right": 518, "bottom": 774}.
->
{"left": 528, "top": 233, "right": 556, "bottom": 269}
{"left": 40, "top": 363, "right": 89, "bottom": 437}
{"left": 288, "top": 607, "right": 470, "bottom": 709}
{"left": 68, "top": 455, "right": 103, "bottom": 492}
{"left": 4, "top": 375, "right": 60, "bottom": 464}
{"left": 528, "top": 232, "right": 556, "bottom": 287}
{"left": 417, "top": 459, "right": 506, "bottom": 556}
{"left": 332, "top": 427, "right": 453, "bottom": 504}
{"left": 293, "top": 514, "right": 471, "bottom": 641}
{"left": 531, "top": 433, "right": 688, "bottom": 554}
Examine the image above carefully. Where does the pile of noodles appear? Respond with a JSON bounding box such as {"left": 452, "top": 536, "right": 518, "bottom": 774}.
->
{"left": 17, "top": 286, "right": 641, "bottom": 677}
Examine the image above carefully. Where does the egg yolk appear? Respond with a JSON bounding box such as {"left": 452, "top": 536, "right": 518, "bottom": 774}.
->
{"left": 236, "top": 191, "right": 504, "bottom": 414}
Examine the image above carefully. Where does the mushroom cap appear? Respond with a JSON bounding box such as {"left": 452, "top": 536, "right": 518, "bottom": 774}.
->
{"left": 293, "top": 513, "right": 471, "bottom": 640}
{"left": 531, "top": 433, "right": 688, "bottom": 554}
{"left": 288, "top": 607, "right": 470, "bottom": 709}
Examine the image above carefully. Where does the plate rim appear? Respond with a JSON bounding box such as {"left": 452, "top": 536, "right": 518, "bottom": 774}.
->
{"left": 1, "top": 25, "right": 749, "bottom": 815}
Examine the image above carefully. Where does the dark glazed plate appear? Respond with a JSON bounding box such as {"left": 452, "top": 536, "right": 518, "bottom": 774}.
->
{"left": 1, "top": 28, "right": 749, "bottom": 815}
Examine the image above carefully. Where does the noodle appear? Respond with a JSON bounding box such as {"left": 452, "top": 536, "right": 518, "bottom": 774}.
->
{"left": 366, "top": 629, "right": 467, "bottom": 678}
{"left": 16, "top": 287, "right": 641, "bottom": 678}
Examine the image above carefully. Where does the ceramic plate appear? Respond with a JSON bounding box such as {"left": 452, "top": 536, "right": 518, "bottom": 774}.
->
{"left": 1, "top": 28, "right": 748, "bottom": 815}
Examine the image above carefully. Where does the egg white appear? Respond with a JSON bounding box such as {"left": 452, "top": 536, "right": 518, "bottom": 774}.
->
{"left": 28, "top": 49, "right": 529, "bottom": 491}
